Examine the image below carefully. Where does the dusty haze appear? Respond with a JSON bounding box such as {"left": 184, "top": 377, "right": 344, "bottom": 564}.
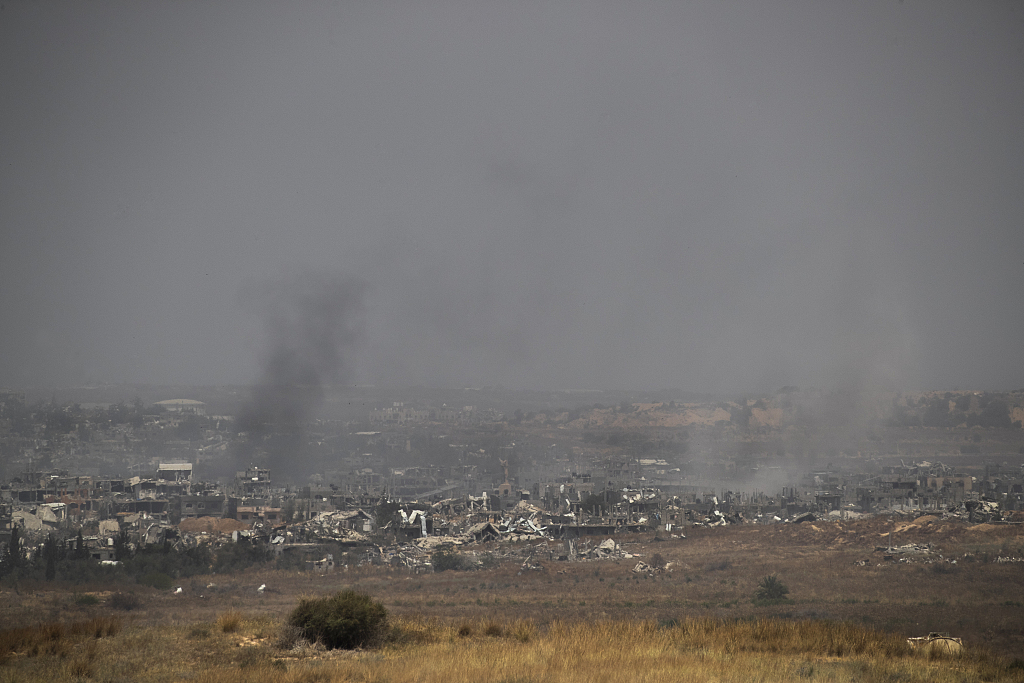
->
{"left": 2, "top": 1, "right": 1022, "bottom": 393}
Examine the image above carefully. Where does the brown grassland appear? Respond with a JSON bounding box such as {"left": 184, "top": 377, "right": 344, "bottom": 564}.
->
{"left": 2, "top": 515, "right": 1023, "bottom": 682}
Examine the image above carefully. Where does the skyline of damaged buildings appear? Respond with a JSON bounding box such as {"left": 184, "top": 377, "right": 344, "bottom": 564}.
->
{"left": 2, "top": 388, "right": 1024, "bottom": 570}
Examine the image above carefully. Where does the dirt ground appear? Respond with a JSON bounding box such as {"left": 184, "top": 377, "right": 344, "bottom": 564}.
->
{"left": 3, "top": 517, "right": 1023, "bottom": 657}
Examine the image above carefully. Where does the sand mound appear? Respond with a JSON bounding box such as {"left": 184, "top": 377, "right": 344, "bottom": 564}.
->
{"left": 178, "top": 517, "right": 249, "bottom": 534}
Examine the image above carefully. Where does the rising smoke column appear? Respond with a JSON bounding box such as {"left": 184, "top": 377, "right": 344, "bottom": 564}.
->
{"left": 236, "top": 272, "right": 366, "bottom": 478}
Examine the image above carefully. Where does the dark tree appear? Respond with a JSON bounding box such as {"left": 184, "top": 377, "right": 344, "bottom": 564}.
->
{"left": 43, "top": 534, "right": 57, "bottom": 581}
{"left": 114, "top": 530, "right": 132, "bottom": 561}
{"left": 1, "top": 525, "right": 22, "bottom": 576}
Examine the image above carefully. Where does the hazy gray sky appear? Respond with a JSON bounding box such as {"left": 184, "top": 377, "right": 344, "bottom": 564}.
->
{"left": 2, "top": 1, "right": 1022, "bottom": 393}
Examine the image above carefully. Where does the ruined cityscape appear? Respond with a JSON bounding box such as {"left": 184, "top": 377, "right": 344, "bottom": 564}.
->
{"left": 4, "top": 0, "right": 1023, "bottom": 679}
{"left": 3, "top": 384, "right": 1023, "bottom": 572}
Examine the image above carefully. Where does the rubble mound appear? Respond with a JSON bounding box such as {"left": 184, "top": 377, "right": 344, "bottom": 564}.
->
{"left": 178, "top": 517, "right": 249, "bottom": 534}
{"left": 893, "top": 515, "right": 940, "bottom": 533}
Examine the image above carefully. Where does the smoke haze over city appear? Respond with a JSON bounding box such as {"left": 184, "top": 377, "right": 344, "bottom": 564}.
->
{"left": 2, "top": 1, "right": 1022, "bottom": 393}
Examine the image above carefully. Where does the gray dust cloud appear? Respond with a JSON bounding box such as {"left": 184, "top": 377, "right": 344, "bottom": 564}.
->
{"left": 1, "top": 2, "right": 1021, "bottom": 394}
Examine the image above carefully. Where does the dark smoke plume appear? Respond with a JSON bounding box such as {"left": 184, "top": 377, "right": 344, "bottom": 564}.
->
{"left": 234, "top": 272, "right": 366, "bottom": 478}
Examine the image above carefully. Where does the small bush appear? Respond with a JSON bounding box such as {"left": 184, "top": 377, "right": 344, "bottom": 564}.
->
{"left": 288, "top": 590, "right": 389, "bottom": 650}
{"left": 650, "top": 553, "right": 667, "bottom": 569}
{"left": 189, "top": 625, "right": 211, "bottom": 640}
{"left": 431, "top": 545, "right": 465, "bottom": 572}
{"left": 74, "top": 594, "right": 100, "bottom": 606}
{"left": 139, "top": 571, "right": 173, "bottom": 590}
{"left": 108, "top": 592, "right": 141, "bottom": 611}
{"left": 509, "top": 619, "right": 536, "bottom": 643}
{"left": 218, "top": 611, "right": 243, "bottom": 633}
{"left": 754, "top": 574, "right": 790, "bottom": 603}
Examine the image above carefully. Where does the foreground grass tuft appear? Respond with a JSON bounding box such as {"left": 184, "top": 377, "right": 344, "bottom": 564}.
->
{"left": 218, "top": 611, "right": 244, "bottom": 633}
{"left": 0, "top": 616, "right": 121, "bottom": 666}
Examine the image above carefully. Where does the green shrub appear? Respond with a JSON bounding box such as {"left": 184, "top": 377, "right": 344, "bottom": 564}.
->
{"left": 288, "top": 590, "right": 388, "bottom": 650}
{"left": 74, "top": 594, "right": 100, "bottom": 606}
{"left": 754, "top": 574, "right": 790, "bottom": 603}
{"left": 431, "top": 545, "right": 465, "bottom": 572}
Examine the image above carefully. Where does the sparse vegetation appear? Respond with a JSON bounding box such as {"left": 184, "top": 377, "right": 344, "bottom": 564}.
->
{"left": 107, "top": 591, "right": 141, "bottom": 611}
{"left": 188, "top": 624, "right": 211, "bottom": 639}
{"left": 138, "top": 570, "right": 173, "bottom": 590}
{"left": 1, "top": 614, "right": 1020, "bottom": 682}
{"left": 0, "top": 514, "right": 1023, "bottom": 679}
{"left": 0, "top": 616, "right": 121, "bottom": 666}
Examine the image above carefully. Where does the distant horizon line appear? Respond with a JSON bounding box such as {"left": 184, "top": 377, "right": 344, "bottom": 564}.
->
{"left": 3, "top": 382, "right": 1021, "bottom": 396}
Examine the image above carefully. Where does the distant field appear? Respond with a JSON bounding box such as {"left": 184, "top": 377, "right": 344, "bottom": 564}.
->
{"left": 1, "top": 517, "right": 1023, "bottom": 681}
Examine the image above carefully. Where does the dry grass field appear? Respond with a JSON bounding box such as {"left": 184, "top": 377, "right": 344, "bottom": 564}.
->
{"left": 2, "top": 516, "right": 1023, "bottom": 681}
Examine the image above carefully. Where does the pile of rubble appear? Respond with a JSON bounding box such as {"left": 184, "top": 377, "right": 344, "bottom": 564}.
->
{"left": 943, "top": 500, "right": 1002, "bottom": 524}
{"left": 632, "top": 559, "right": 673, "bottom": 574}
{"left": 518, "top": 558, "right": 545, "bottom": 573}
{"left": 563, "top": 537, "right": 641, "bottom": 562}
{"left": 494, "top": 511, "right": 548, "bottom": 540}
{"left": 356, "top": 536, "right": 647, "bottom": 570}
{"left": 691, "top": 498, "right": 747, "bottom": 527}
{"left": 875, "top": 542, "right": 934, "bottom": 555}
{"left": 859, "top": 541, "right": 967, "bottom": 566}
{"left": 178, "top": 516, "right": 248, "bottom": 535}
{"left": 304, "top": 510, "right": 373, "bottom": 544}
